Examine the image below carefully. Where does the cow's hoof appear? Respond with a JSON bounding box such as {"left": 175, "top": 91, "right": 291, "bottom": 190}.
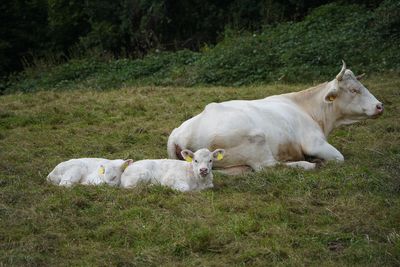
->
{"left": 310, "top": 158, "right": 325, "bottom": 168}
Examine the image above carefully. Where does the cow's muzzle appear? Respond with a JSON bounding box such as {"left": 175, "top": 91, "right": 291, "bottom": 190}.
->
{"left": 199, "top": 168, "right": 209, "bottom": 177}
{"left": 374, "top": 103, "right": 384, "bottom": 117}
{"left": 376, "top": 103, "right": 384, "bottom": 112}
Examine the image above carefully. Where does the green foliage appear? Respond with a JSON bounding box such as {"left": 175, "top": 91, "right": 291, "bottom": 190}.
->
{"left": 1, "top": 77, "right": 399, "bottom": 265}
{"left": 194, "top": 2, "right": 399, "bottom": 84}
{"left": 3, "top": 0, "right": 335, "bottom": 77}
{"left": 194, "top": 31, "right": 281, "bottom": 85}
{"left": 373, "top": 0, "right": 400, "bottom": 40}
{"left": 0, "top": 0, "right": 48, "bottom": 77}
{"left": 6, "top": 50, "right": 200, "bottom": 92}
{"left": 47, "top": 0, "right": 90, "bottom": 53}
{"left": 5, "top": 1, "right": 399, "bottom": 92}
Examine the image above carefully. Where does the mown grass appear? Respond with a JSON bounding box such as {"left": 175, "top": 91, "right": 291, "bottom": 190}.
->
{"left": 0, "top": 76, "right": 399, "bottom": 266}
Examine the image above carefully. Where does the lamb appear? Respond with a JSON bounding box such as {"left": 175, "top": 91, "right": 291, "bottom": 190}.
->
{"left": 47, "top": 158, "right": 133, "bottom": 187}
{"left": 120, "top": 148, "right": 225, "bottom": 192}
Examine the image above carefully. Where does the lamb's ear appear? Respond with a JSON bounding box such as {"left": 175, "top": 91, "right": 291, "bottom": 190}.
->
{"left": 121, "top": 159, "right": 134, "bottom": 171}
{"left": 324, "top": 81, "right": 339, "bottom": 103}
{"left": 98, "top": 165, "right": 105, "bottom": 175}
{"left": 212, "top": 149, "right": 225, "bottom": 161}
{"left": 181, "top": 149, "right": 194, "bottom": 162}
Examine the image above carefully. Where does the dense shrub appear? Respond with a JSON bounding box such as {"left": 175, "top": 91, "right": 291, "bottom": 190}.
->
{"left": 4, "top": 1, "right": 399, "bottom": 93}
{"left": 193, "top": 32, "right": 281, "bottom": 86}
{"left": 194, "top": 2, "right": 399, "bottom": 84}
{"left": 6, "top": 50, "right": 200, "bottom": 92}
{"left": 3, "top": 0, "right": 345, "bottom": 77}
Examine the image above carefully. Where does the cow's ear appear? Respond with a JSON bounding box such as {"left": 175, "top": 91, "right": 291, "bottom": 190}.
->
{"left": 324, "top": 81, "right": 339, "bottom": 103}
{"left": 98, "top": 165, "right": 105, "bottom": 175}
{"left": 121, "top": 159, "right": 134, "bottom": 171}
{"left": 181, "top": 149, "right": 194, "bottom": 162}
{"left": 212, "top": 149, "right": 225, "bottom": 161}
{"left": 325, "top": 91, "right": 337, "bottom": 102}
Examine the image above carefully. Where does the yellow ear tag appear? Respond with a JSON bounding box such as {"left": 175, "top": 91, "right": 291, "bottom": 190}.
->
{"left": 98, "top": 166, "right": 105, "bottom": 175}
{"left": 217, "top": 153, "right": 224, "bottom": 160}
{"left": 185, "top": 156, "right": 193, "bottom": 163}
{"left": 329, "top": 95, "right": 336, "bottom": 101}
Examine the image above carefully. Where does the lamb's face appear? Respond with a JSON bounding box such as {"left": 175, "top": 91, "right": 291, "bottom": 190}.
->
{"left": 98, "top": 159, "right": 133, "bottom": 186}
{"left": 181, "top": 148, "right": 225, "bottom": 178}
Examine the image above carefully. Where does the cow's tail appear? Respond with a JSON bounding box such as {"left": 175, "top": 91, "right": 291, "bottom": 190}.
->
{"left": 167, "top": 129, "right": 184, "bottom": 160}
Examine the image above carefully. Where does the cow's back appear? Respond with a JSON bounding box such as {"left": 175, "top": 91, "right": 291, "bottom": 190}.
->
{"left": 47, "top": 158, "right": 105, "bottom": 184}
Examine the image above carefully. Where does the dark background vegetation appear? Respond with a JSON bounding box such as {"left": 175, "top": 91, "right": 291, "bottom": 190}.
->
{"left": 1, "top": 0, "right": 399, "bottom": 92}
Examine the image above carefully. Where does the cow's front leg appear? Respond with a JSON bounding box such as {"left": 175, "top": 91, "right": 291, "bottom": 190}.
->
{"left": 284, "top": 161, "right": 316, "bottom": 170}
{"left": 59, "top": 178, "right": 74, "bottom": 187}
{"left": 305, "top": 139, "right": 344, "bottom": 162}
{"left": 173, "top": 182, "right": 190, "bottom": 192}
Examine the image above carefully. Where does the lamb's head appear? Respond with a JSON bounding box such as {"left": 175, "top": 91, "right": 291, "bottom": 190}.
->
{"left": 181, "top": 148, "right": 225, "bottom": 178}
{"left": 98, "top": 159, "right": 133, "bottom": 186}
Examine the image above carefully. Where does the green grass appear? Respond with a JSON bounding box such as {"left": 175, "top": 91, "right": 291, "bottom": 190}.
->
{"left": 0, "top": 76, "right": 399, "bottom": 266}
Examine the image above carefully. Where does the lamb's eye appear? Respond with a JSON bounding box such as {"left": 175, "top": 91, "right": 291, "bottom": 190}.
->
{"left": 195, "top": 160, "right": 198, "bottom": 163}
{"left": 209, "top": 160, "right": 212, "bottom": 163}
{"left": 350, "top": 88, "right": 359, "bottom": 94}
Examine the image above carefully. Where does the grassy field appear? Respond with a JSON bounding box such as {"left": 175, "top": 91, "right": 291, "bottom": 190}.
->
{"left": 1, "top": 76, "right": 399, "bottom": 266}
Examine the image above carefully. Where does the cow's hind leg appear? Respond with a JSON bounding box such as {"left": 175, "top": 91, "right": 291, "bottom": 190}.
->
{"left": 122, "top": 170, "right": 152, "bottom": 188}
{"left": 59, "top": 168, "right": 82, "bottom": 187}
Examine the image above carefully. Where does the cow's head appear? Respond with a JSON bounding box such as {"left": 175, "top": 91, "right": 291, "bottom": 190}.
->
{"left": 324, "top": 61, "right": 383, "bottom": 124}
{"left": 181, "top": 148, "right": 225, "bottom": 178}
{"left": 98, "top": 159, "right": 133, "bottom": 186}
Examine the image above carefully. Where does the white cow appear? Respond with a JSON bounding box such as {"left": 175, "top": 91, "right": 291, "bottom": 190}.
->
{"left": 120, "top": 148, "right": 225, "bottom": 192}
{"left": 47, "top": 158, "right": 133, "bottom": 187}
{"left": 167, "top": 61, "right": 384, "bottom": 173}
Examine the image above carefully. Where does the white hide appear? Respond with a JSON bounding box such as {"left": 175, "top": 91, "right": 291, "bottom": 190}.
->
{"left": 120, "top": 148, "right": 225, "bottom": 192}
{"left": 47, "top": 158, "right": 133, "bottom": 187}
{"left": 167, "top": 62, "right": 383, "bottom": 172}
